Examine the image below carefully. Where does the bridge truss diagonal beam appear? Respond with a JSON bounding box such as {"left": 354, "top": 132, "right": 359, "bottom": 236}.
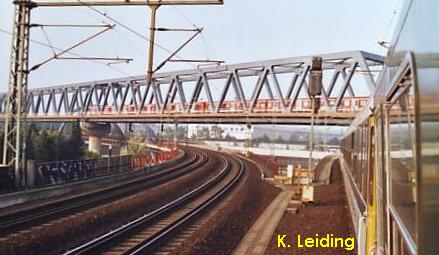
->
{"left": 0, "top": 51, "right": 384, "bottom": 124}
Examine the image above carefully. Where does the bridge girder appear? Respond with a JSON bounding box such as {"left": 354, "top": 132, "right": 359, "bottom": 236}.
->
{"left": 0, "top": 51, "right": 383, "bottom": 124}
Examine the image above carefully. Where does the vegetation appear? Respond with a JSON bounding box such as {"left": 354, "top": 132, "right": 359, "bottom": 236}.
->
{"left": 196, "top": 126, "right": 211, "bottom": 139}
{"left": 68, "top": 121, "right": 85, "bottom": 159}
{"left": 224, "top": 134, "right": 237, "bottom": 141}
{"left": 32, "top": 122, "right": 84, "bottom": 162}
{"left": 85, "top": 151, "right": 100, "bottom": 159}
{"left": 162, "top": 126, "right": 187, "bottom": 140}
{"left": 125, "top": 132, "right": 146, "bottom": 156}
{"left": 18, "top": 121, "right": 86, "bottom": 163}
{"left": 210, "top": 125, "right": 224, "bottom": 139}
{"left": 192, "top": 125, "right": 225, "bottom": 140}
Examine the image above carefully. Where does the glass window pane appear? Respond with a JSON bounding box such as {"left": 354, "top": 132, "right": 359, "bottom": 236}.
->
{"left": 388, "top": 85, "right": 417, "bottom": 240}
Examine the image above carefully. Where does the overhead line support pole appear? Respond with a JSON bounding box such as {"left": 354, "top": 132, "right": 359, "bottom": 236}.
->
{"left": 3, "top": 0, "right": 33, "bottom": 188}
{"left": 4, "top": 0, "right": 222, "bottom": 190}
{"left": 147, "top": 5, "right": 159, "bottom": 85}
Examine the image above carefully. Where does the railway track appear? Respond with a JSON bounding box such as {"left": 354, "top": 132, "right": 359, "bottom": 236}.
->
{"left": 63, "top": 152, "right": 244, "bottom": 255}
{"left": 0, "top": 148, "right": 208, "bottom": 236}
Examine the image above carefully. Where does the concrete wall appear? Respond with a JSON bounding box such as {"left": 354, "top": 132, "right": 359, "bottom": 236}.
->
{"left": 0, "top": 149, "right": 185, "bottom": 209}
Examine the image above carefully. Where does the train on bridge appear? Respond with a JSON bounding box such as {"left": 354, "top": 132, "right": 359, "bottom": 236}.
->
{"left": 88, "top": 96, "right": 369, "bottom": 115}
{"left": 0, "top": 0, "right": 437, "bottom": 254}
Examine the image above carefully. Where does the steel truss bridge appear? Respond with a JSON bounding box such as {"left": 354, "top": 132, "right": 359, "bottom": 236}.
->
{"left": 0, "top": 51, "right": 383, "bottom": 125}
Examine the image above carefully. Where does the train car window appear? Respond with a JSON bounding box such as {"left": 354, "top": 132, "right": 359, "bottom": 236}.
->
{"left": 368, "top": 126, "right": 375, "bottom": 206}
{"left": 375, "top": 110, "right": 389, "bottom": 253}
{"left": 363, "top": 123, "right": 369, "bottom": 197}
{"left": 356, "top": 129, "right": 362, "bottom": 184}
{"left": 355, "top": 128, "right": 361, "bottom": 185}
{"left": 388, "top": 84, "right": 417, "bottom": 241}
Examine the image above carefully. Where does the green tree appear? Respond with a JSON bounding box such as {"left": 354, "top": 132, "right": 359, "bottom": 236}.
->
{"left": 163, "top": 126, "right": 187, "bottom": 140}
{"left": 67, "top": 121, "right": 85, "bottom": 160}
{"left": 52, "top": 132, "right": 68, "bottom": 160}
{"left": 260, "top": 134, "right": 271, "bottom": 143}
{"left": 196, "top": 126, "right": 210, "bottom": 139}
{"left": 126, "top": 133, "right": 145, "bottom": 156}
{"left": 163, "top": 126, "right": 173, "bottom": 140}
{"left": 210, "top": 125, "right": 224, "bottom": 139}
{"left": 25, "top": 122, "right": 39, "bottom": 160}
{"left": 224, "top": 134, "right": 236, "bottom": 141}
{"left": 176, "top": 126, "right": 187, "bottom": 139}
{"left": 33, "top": 130, "right": 54, "bottom": 162}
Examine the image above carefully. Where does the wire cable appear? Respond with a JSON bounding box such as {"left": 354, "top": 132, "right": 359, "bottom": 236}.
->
{"left": 40, "top": 26, "right": 57, "bottom": 55}
{"left": 73, "top": 6, "right": 148, "bottom": 60}
{"left": 75, "top": 0, "right": 196, "bottom": 68}
{"left": 171, "top": 6, "right": 198, "bottom": 29}
{"left": 171, "top": 6, "right": 215, "bottom": 61}
{"left": 0, "top": 27, "right": 133, "bottom": 76}
{"left": 381, "top": 0, "right": 404, "bottom": 43}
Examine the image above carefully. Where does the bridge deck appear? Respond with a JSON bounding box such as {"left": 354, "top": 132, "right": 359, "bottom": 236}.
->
{"left": 18, "top": 111, "right": 356, "bottom": 124}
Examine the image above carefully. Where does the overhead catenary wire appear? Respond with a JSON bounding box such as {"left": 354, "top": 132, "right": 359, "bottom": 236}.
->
{"left": 75, "top": 0, "right": 197, "bottom": 68}
{"left": 40, "top": 26, "right": 56, "bottom": 55}
{"left": 32, "top": 20, "right": 133, "bottom": 67}
{"left": 171, "top": 6, "right": 198, "bottom": 29}
{"left": 171, "top": 6, "right": 215, "bottom": 62}
{"left": 200, "top": 33, "right": 213, "bottom": 61}
{"left": 30, "top": 24, "right": 116, "bottom": 71}
{"left": 33, "top": 23, "right": 124, "bottom": 69}
{"left": 74, "top": 5, "right": 148, "bottom": 60}
{"left": 75, "top": 2, "right": 218, "bottom": 74}
{"left": 73, "top": 0, "right": 220, "bottom": 75}
{"left": 379, "top": 0, "right": 404, "bottom": 46}
{"left": 0, "top": 28, "right": 133, "bottom": 76}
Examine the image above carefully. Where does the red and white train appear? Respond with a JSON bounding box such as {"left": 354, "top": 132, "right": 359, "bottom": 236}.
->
{"left": 89, "top": 96, "right": 369, "bottom": 115}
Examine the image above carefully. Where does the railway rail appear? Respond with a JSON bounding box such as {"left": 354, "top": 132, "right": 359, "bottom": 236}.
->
{"left": 63, "top": 152, "right": 244, "bottom": 255}
{"left": 0, "top": 148, "right": 207, "bottom": 236}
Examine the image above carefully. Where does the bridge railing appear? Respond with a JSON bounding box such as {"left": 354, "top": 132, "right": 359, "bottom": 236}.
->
{"left": 0, "top": 50, "right": 384, "bottom": 121}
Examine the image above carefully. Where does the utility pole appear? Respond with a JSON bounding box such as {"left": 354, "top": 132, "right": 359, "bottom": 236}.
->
{"left": 146, "top": 5, "right": 159, "bottom": 85}
{"left": 3, "top": 0, "right": 32, "bottom": 188}
{"left": 3, "top": 0, "right": 222, "bottom": 189}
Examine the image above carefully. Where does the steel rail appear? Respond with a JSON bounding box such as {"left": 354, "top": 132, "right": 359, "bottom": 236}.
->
{"left": 64, "top": 152, "right": 243, "bottom": 255}
{"left": 0, "top": 149, "right": 207, "bottom": 235}
{"left": 129, "top": 156, "right": 244, "bottom": 255}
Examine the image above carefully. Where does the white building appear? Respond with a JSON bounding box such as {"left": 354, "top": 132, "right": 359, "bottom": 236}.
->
{"left": 187, "top": 124, "right": 252, "bottom": 140}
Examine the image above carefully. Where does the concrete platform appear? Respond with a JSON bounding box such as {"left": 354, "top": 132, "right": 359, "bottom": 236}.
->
{"left": 232, "top": 190, "right": 294, "bottom": 255}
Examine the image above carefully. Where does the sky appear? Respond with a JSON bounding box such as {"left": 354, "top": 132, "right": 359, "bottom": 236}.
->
{"left": 0, "top": 0, "right": 401, "bottom": 91}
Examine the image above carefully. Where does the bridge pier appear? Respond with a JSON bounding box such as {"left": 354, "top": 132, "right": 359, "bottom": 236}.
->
{"left": 88, "top": 136, "right": 103, "bottom": 155}
{"left": 80, "top": 122, "right": 111, "bottom": 156}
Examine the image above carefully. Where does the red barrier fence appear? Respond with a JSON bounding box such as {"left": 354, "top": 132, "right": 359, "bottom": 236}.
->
{"left": 131, "top": 147, "right": 179, "bottom": 169}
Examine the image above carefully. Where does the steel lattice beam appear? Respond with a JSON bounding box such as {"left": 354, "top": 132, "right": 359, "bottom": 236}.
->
{"left": 0, "top": 51, "right": 383, "bottom": 125}
{"left": 2, "top": 1, "right": 31, "bottom": 187}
